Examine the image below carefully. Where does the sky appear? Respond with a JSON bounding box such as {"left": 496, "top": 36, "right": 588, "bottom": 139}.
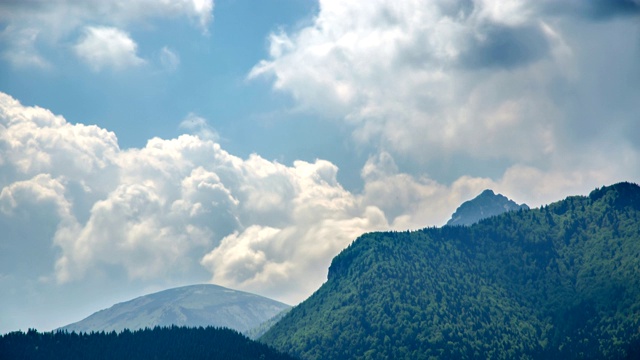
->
{"left": 0, "top": 0, "right": 639, "bottom": 334}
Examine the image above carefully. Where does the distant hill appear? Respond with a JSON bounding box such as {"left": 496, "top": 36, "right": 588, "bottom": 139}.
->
{"left": 446, "top": 189, "right": 529, "bottom": 226}
{"left": 59, "top": 284, "right": 290, "bottom": 335}
{"left": 261, "top": 182, "right": 640, "bottom": 360}
{"left": 0, "top": 327, "right": 299, "bottom": 360}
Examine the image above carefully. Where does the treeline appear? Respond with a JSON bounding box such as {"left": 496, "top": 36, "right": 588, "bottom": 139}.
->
{"left": 261, "top": 182, "right": 640, "bottom": 359}
{"left": 0, "top": 326, "right": 298, "bottom": 360}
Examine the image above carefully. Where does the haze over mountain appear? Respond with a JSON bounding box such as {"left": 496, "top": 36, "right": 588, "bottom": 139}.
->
{"left": 59, "top": 284, "right": 290, "bottom": 335}
{"left": 261, "top": 183, "right": 640, "bottom": 360}
{"left": 446, "top": 189, "right": 529, "bottom": 226}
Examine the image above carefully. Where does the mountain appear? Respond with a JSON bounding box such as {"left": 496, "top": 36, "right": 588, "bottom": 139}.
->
{"left": 1, "top": 327, "right": 299, "bottom": 360}
{"left": 446, "top": 189, "right": 529, "bottom": 226}
{"left": 261, "top": 182, "right": 640, "bottom": 360}
{"left": 246, "top": 308, "right": 292, "bottom": 340}
{"left": 59, "top": 284, "right": 290, "bottom": 335}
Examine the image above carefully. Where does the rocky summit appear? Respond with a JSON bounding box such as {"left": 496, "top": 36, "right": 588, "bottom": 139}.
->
{"left": 446, "top": 189, "right": 529, "bottom": 226}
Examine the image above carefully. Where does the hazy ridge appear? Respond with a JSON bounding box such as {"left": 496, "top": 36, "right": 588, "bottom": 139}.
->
{"left": 59, "top": 284, "right": 290, "bottom": 335}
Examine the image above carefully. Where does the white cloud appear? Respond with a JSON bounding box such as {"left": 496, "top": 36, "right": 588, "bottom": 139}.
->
{"left": 0, "top": 0, "right": 214, "bottom": 35}
{"left": 250, "top": 0, "right": 640, "bottom": 184}
{"left": 202, "top": 203, "right": 387, "bottom": 301}
{"left": 0, "top": 92, "right": 120, "bottom": 187}
{"left": 0, "top": 26, "right": 51, "bottom": 69}
{"left": 0, "top": 92, "right": 389, "bottom": 305}
{"left": 74, "top": 27, "right": 145, "bottom": 72}
{"left": 475, "top": 0, "right": 533, "bottom": 26}
{"left": 0, "top": 174, "right": 78, "bottom": 281}
{"left": 0, "top": 174, "right": 71, "bottom": 219}
{"left": 249, "top": 0, "right": 557, "bottom": 159}
{"left": 356, "top": 149, "right": 640, "bottom": 232}
{"left": 0, "top": 0, "right": 214, "bottom": 69}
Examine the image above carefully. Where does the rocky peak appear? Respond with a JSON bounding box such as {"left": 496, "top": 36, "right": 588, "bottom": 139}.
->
{"left": 446, "top": 189, "right": 529, "bottom": 226}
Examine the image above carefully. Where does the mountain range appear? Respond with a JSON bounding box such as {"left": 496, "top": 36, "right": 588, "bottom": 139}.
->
{"left": 37, "top": 183, "right": 640, "bottom": 359}
{"left": 261, "top": 182, "right": 640, "bottom": 359}
{"left": 56, "top": 189, "right": 519, "bottom": 337}
{"left": 59, "top": 284, "right": 290, "bottom": 336}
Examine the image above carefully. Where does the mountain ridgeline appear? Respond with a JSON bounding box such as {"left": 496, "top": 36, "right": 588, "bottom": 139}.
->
{"left": 446, "top": 189, "right": 529, "bottom": 226}
{"left": 60, "top": 284, "right": 290, "bottom": 336}
{"left": 260, "top": 182, "right": 640, "bottom": 359}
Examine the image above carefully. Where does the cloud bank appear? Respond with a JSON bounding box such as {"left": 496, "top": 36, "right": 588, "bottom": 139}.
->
{"left": 1, "top": 92, "right": 393, "bottom": 306}
{"left": 3, "top": 73, "right": 637, "bottom": 319}
{"left": 250, "top": 0, "right": 640, "bottom": 182}
{"left": 0, "top": 89, "right": 569, "bottom": 312}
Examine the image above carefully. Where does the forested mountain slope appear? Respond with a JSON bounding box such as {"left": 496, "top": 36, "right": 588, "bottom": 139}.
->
{"left": 261, "top": 182, "right": 640, "bottom": 360}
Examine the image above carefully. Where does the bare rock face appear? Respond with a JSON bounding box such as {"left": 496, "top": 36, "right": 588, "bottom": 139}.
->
{"left": 59, "top": 284, "right": 290, "bottom": 335}
{"left": 446, "top": 189, "right": 529, "bottom": 226}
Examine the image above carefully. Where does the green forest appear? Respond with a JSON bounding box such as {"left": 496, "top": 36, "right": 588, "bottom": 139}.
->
{"left": 0, "top": 326, "right": 298, "bottom": 360}
{"left": 260, "top": 182, "right": 640, "bottom": 360}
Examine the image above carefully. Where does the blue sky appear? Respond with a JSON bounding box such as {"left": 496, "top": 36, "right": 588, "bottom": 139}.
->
{"left": 1, "top": 0, "right": 639, "bottom": 334}
{"left": 0, "top": 0, "right": 370, "bottom": 191}
{"left": 1, "top": 1, "right": 319, "bottom": 149}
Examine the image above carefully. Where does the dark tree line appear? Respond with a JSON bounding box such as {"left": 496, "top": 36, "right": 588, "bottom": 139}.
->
{"left": 0, "top": 326, "right": 299, "bottom": 360}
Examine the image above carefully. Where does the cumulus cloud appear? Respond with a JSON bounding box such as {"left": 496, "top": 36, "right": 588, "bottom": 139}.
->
{"left": 0, "top": 92, "right": 120, "bottom": 183}
{"left": 0, "top": 174, "right": 76, "bottom": 279}
{"left": 74, "top": 26, "right": 145, "bottom": 71}
{"left": 0, "top": 92, "right": 390, "bottom": 305}
{"left": 0, "top": 89, "right": 532, "bottom": 306}
{"left": 250, "top": 0, "right": 640, "bottom": 183}
{"left": 1, "top": 87, "right": 638, "bottom": 321}
{"left": 0, "top": 0, "right": 214, "bottom": 69}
